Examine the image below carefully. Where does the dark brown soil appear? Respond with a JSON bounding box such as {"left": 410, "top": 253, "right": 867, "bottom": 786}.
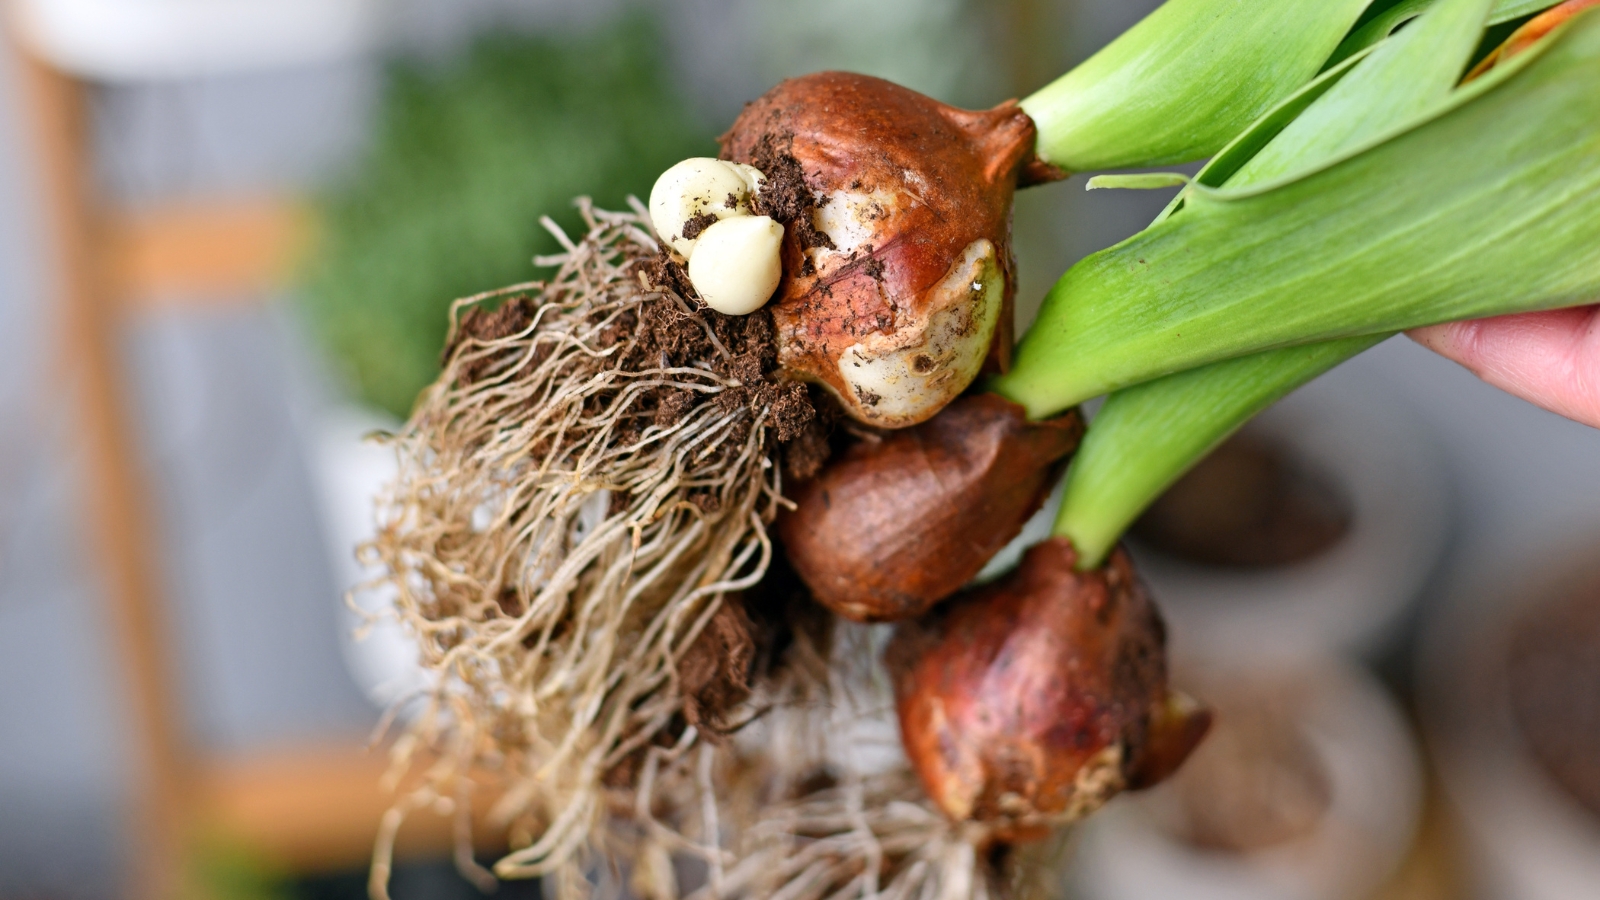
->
{"left": 680, "top": 596, "right": 758, "bottom": 738}
{"left": 1131, "top": 431, "right": 1351, "bottom": 568}
{"left": 643, "top": 252, "right": 700, "bottom": 306}
{"left": 1507, "top": 574, "right": 1600, "bottom": 818}
{"left": 680, "top": 210, "right": 718, "bottom": 242}
{"left": 627, "top": 255, "right": 831, "bottom": 479}
{"left": 739, "top": 132, "right": 834, "bottom": 252}
{"left": 446, "top": 295, "right": 540, "bottom": 383}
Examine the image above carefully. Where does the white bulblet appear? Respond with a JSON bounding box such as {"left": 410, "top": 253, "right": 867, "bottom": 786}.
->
{"left": 730, "top": 162, "right": 766, "bottom": 194}
{"left": 648, "top": 158, "right": 755, "bottom": 257}
{"left": 687, "top": 215, "right": 784, "bottom": 316}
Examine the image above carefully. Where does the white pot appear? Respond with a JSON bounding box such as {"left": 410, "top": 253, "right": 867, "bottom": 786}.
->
{"left": 1066, "top": 655, "right": 1423, "bottom": 900}
{"left": 1419, "top": 547, "right": 1600, "bottom": 900}
{"left": 14, "top": 0, "right": 378, "bottom": 81}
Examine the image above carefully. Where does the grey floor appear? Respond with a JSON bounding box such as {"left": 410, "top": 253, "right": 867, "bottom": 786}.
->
{"left": 1, "top": 1, "right": 1598, "bottom": 897}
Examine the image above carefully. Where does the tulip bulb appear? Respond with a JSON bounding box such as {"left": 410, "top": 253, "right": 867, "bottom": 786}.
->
{"left": 722, "top": 72, "right": 1062, "bottom": 428}
{"left": 778, "top": 394, "right": 1084, "bottom": 622}
{"left": 887, "top": 537, "right": 1209, "bottom": 831}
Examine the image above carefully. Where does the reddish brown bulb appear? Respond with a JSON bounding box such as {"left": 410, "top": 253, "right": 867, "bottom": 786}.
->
{"left": 777, "top": 394, "right": 1084, "bottom": 623}
{"left": 722, "top": 72, "right": 1063, "bottom": 429}
{"left": 886, "top": 537, "right": 1209, "bottom": 831}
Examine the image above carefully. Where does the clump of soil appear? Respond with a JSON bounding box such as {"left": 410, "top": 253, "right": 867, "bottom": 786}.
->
{"left": 447, "top": 295, "right": 539, "bottom": 383}
{"left": 738, "top": 132, "right": 834, "bottom": 254}
{"left": 1507, "top": 574, "right": 1600, "bottom": 818}
{"left": 636, "top": 254, "right": 833, "bottom": 480}
{"left": 1131, "top": 430, "right": 1351, "bottom": 568}
{"left": 679, "top": 597, "right": 758, "bottom": 737}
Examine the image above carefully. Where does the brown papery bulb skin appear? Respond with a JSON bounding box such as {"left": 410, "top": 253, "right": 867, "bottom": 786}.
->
{"left": 777, "top": 394, "right": 1084, "bottom": 623}
{"left": 886, "top": 538, "right": 1210, "bottom": 832}
{"left": 722, "top": 72, "right": 1064, "bottom": 429}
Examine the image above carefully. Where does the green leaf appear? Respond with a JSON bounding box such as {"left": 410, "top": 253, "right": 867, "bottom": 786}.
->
{"left": 1152, "top": 47, "right": 1375, "bottom": 223}
{"left": 1332, "top": 0, "right": 1561, "bottom": 64}
{"left": 1232, "top": 0, "right": 1493, "bottom": 185}
{"left": 1491, "top": 0, "right": 1570, "bottom": 18}
{"left": 1050, "top": 0, "right": 1496, "bottom": 564}
{"left": 1085, "top": 172, "right": 1191, "bottom": 191}
{"left": 996, "top": 10, "right": 1600, "bottom": 418}
{"left": 1020, "top": 0, "right": 1372, "bottom": 171}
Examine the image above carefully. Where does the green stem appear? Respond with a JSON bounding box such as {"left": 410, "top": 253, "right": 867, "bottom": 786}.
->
{"left": 1037, "top": 0, "right": 1537, "bottom": 567}
{"left": 1019, "top": 0, "right": 1372, "bottom": 171}
{"left": 1052, "top": 336, "right": 1384, "bottom": 569}
{"left": 1016, "top": 0, "right": 1565, "bottom": 172}
{"left": 994, "top": 11, "right": 1600, "bottom": 420}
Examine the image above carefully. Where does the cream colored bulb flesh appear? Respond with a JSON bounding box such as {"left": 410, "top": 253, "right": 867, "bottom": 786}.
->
{"left": 688, "top": 215, "right": 783, "bottom": 316}
{"left": 730, "top": 162, "right": 766, "bottom": 194}
{"left": 648, "top": 158, "right": 753, "bottom": 257}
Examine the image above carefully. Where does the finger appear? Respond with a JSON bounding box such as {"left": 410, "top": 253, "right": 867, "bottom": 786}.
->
{"left": 1407, "top": 305, "right": 1600, "bottom": 429}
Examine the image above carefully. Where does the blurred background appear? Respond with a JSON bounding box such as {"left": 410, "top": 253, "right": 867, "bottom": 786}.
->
{"left": 0, "top": 0, "right": 1597, "bottom": 898}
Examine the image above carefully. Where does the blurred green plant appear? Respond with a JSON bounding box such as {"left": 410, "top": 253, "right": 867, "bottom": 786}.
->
{"left": 302, "top": 15, "right": 715, "bottom": 418}
{"left": 187, "top": 834, "right": 293, "bottom": 900}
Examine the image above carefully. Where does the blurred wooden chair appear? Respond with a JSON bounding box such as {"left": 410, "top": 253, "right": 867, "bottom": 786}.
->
{"left": 4, "top": 3, "right": 486, "bottom": 896}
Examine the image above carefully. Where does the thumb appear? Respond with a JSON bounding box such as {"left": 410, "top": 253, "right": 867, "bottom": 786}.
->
{"left": 1407, "top": 306, "right": 1600, "bottom": 428}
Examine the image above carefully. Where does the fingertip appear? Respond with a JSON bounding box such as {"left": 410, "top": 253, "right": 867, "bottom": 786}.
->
{"left": 1413, "top": 307, "right": 1600, "bottom": 428}
{"left": 1407, "top": 320, "right": 1478, "bottom": 368}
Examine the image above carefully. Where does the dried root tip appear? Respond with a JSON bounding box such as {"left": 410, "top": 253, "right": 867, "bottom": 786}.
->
{"left": 886, "top": 537, "right": 1204, "bottom": 834}
{"left": 779, "top": 394, "right": 1084, "bottom": 622}
{"left": 722, "top": 72, "right": 1047, "bottom": 428}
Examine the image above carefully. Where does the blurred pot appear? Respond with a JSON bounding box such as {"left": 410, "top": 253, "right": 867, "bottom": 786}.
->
{"left": 1133, "top": 369, "right": 1448, "bottom": 657}
{"left": 983, "top": 370, "right": 1448, "bottom": 657}
{"left": 1066, "top": 655, "right": 1422, "bottom": 900}
{"left": 1420, "top": 546, "right": 1600, "bottom": 900}
{"left": 306, "top": 404, "right": 431, "bottom": 711}
{"left": 14, "top": 0, "right": 377, "bottom": 81}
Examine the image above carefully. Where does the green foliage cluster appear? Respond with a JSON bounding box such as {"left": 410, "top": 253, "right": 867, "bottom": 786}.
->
{"left": 302, "top": 16, "right": 714, "bottom": 417}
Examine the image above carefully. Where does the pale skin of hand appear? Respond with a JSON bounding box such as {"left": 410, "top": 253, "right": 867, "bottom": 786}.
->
{"left": 1408, "top": 304, "right": 1600, "bottom": 429}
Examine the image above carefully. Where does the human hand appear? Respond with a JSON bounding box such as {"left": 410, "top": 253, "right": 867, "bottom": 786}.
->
{"left": 1408, "top": 305, "right": 1600, "bottom": 429}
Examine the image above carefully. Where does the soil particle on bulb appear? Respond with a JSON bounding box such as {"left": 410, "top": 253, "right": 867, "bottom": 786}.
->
{"left": 680, "top": 210, "right": 719, "bottom": 242}
{"left": 721, "top": 72, "right": 1056, "bottom": 428}
{"left": 738, "top": 131, "right": 836, "bottom": 253}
